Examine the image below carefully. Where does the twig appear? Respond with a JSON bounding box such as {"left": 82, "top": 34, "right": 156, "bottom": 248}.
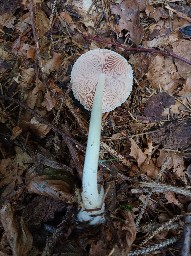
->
{"left": 29, "top": 0, "right": 44, "bottom": 73}
{"left": 128, "top": 237, "right": 178, "bottom": 256}
{"left": 165, "top": 5, "right": 191, "bottom": 23}
{"left": 135, "top": 157, "right": 170, "bottom": 227}
{"left": 139, "top": 182, "right": 191, "bottom": 197}
{"left": 181, "top": 205, "right": 191, "bottom": 256}
{"left": 82, "top": 34, "right": 191, "bottom": 66}
{"left": 100, "top": 141, "right": 131, "bottom": 167}
{"left": 64, "top": 93, "right": 88, "bottom": 134}
{"left": 62, "top": 123, "right": 83, "bottom": 178}
{"left": 141, "top": 215, "right": 181, "bottom": 245}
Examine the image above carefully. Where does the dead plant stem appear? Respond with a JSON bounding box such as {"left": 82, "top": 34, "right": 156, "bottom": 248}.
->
{"left": 83, "top": 34, "right": 191, "bottom": 66}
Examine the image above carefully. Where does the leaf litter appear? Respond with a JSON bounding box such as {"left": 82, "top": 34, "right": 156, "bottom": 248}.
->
{"left": 0, "top": 0, "right": 191, "bottom": 255}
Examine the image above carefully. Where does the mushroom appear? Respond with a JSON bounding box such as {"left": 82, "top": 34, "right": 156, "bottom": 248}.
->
{"left": 71, "top": 49, "right": 133, "bottom": 224}
{"left": 82, "top": 0, "right": 92, "bottom": 12}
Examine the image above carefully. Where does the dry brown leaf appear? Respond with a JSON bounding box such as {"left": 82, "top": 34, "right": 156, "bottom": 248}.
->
{"left": 165, "top": 191, "right": 182, "bottom": 207}
{"left": 15, "top": 12, "right": 31, "bottom": 33}
{"left": 157, "top": 150, "right": 185, "bottom": 179}
{"left": 30, "top": 117, "right": 50, "bottom": 137}
{"left": 136, "top": 0, "right": 146, "bottom": 11}
{"left": 19, "top": 68, "right": 34, "bottom": 88}
{"left": 179, "top": 77, "right": 191, "bottom": 97}
{"left": 11, "top": 126, "right": 22, "bottom": 140}
{"left": 141, "top": 158, "right": 159, "bottom": 178}
{"left": 26, "top": 79, "right": 44, "bottom": 109}
{"left": 35, "top": 10, "right": 49, "bottom": 37}
{"left": 0, "top": 148, "right": 31, "bottom": 199}
{"left": 12, "top": 42, "right": 36, "bottom": 59}
{"left": 130, "top": 139, "right": 159, "bottom": 178}
{"left": 59, "top": 11, "right": 77, "bottom": 31}
{"left": 43, "top": 52, "right": 62, "bottom": 74}
{"left": 145, "top": 5, "right": 168, "bottom": 21}
{"left": 0, "top": 47, "right": 10, "bottom": 61}
{"left": 144, "top": 92, "right": 175, "bottom": 121}
{"left": 144, "top": 139, "right": 154, "bottom": 157}
{"left": 110, "top": 0, "right": 144, "bottom": 44}
{"left": 89, "top": 241, "right": 108, "bottom": 256}
{"left": 27, "top": 176, "right": 73, "bottom": 203}
{"left": 130, "top": 138, "right": 147, "bottom": 167}
{"left": 146, "top": 55, "right": 180, "bottom": 93}
{"left": 0, "top": 232, "right": 11, "bottom": 254}
{"left": 172, "top": 39, "right": 191, "bottom": 79}
{"left": 41, "top": 90, "right": 56, "bottom": 111}
{"left": 26, "top": 46, "right": 36, "bottom": 59}
{"left": 0, "top": 12, "right": 16, "bottom": 29}
{"left": 115, "top": 211, "right": 136, "bottom": 255}
{"left": 0, "top": 158, "right": 13, "bottom": 187}
{"left": 0, "top": 203, "right": 33, "bottom": 256}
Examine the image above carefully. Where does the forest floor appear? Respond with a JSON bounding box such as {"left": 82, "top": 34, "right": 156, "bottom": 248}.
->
{"left": 0, "top": 0, "right": 191, "bottom": 255}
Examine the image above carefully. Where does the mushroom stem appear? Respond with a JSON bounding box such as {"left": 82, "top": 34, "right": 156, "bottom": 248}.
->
{"left": 82, "top": 73, "right": 105, "bottom": 210}
{"left": 82, "top": 0, "right": 92, "bottom": 11}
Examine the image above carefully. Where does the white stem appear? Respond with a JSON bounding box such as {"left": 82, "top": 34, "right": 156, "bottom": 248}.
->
{"left": 82, "top": 0, "right": 92, "bottom": 11}
{"left": 82, "top": 73, "right": 105, "bottom": 210}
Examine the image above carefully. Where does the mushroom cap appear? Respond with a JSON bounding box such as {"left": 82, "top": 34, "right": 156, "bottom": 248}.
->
{"left": 71, "top": 48, "right": 133, "bottom": 113}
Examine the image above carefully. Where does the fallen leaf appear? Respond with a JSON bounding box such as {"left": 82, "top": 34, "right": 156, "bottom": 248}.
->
{"left": 145, "top": 5, "right": 168, "bottom": 21}
{"left": 144, "top": 92, "right": 175, "bottom": 121}
{"left": 23, "top": 196, "right": 66, "bottom": 226}
{"left": 157, "top": 150, "right": 185, "bottom": 179}
{"left": 178, "top": 77, "right": 191, "bottom": 97}
{"left": 116, "top": 210, "right": 136, "bottom": 255}
{"left": 130, "top": 138, "right": 147, "bottom": 167}
{"left": 59, "top": 11, "right": 76, "bottom": 32}
{"left": 110, "top": 0, "right": 144, "bottom": 44}
{"left": 146, "top": 55, "right": 180, "bottom": 93}
{"left": 144, "top": 139, "right": 154, "bottom": 157}
{"left": 172, "top": 39, "right": 191, "bottom": 79}
{"left": 41, "top": 90, "right": 56, "bottom": 111}
{"left": 27, "top": 176, "right": 73, "bottom": 203}
{"left": 0, "top": 12, "right": 16, "bottom": 29}
{"left": 130, "top": 138, "right": 159, "bottom": 178}
{"left": 165, "top": 191, "right": 182, "bottom": 207}
{"left": 141, "top": 158, "right": 159, "bottom": 178}
{"left": 0, "top": 148, "right": 32, "bottom": 199}
{"left": 43, "top": 52, "right": 62, "bottom": 74}
{"left": 30, "top": 117, "right": 50, "bottom": 137}
{"left": 35, "top": 9, "right": 49, "bottom": 37}
{"left": 19, "top": 68, "right": 35, "bottom": 88}
{"left": 15, "top": 12, "right": 31, "bottom": 33}
{"left": 0, "top": 203, "right": 33, "bottom": 256}
{"left": 11, "top": 126, "right": 22, "bottom": 140}
{"left": 89, "top": 241, "right": 108, "bottom": 256}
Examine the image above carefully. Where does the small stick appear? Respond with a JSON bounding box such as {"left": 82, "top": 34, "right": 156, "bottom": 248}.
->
{"left": 128, "top": 237, "right": 178, "bottom": 256}
{"left": 139, "top": 182, "right": 191, "bottom": 197}
{"left": 135, "top": 157, "right": 170, "bottom": 227}
{"left": 100, "top": 141, "right": 131, "bottom": 167}
{"left": 165, "top": 5, "right": 191, "bottom": 23}
{"left": 142, "top": 215, "right": 181, "bottom": 245}
{"left": 29, "top": 0, "right": 44, "bottom": 73}
{"left": 181, "top": 204, "right": 191, "bottom": 256}
{"left": 82, "top": 34, "right": 191, "bottom": 66}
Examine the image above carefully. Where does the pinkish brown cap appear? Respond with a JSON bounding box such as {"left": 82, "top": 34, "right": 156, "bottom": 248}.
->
{"left": 71, "top": 48, "right": 133, "bottom": 113}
